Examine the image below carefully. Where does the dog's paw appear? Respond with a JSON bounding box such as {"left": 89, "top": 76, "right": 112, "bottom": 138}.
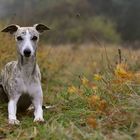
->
{"left": 8, "top": 119, "right": 20, "bottom": 125}
{"left": 34, "top": 117, "right": 44, "bottom": 123}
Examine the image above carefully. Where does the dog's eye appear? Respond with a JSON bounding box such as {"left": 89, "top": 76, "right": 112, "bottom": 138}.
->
{"left": 17, "top": 36, "right": 23, "bottom": 41}
{"left": 32, "top": 36, "right": 38, "bottom": 41}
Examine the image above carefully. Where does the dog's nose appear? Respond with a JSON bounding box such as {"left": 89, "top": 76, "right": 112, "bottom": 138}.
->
{"left": 23, "top": 49, "right": 31, "bottom": 57}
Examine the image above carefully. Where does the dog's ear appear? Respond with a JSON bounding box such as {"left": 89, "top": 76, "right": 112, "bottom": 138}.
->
{"left": 1, "top": 25, "right": 19, "bottom": 34}
{"left": 34, "top": 23, "right": 50, "bottom": 33}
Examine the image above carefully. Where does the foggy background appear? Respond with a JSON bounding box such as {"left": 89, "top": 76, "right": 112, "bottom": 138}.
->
{"left": 0, "top": 0, "right": 140, "bottom": 45}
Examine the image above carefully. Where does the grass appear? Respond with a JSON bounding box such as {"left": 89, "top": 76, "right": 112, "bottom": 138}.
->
{"left": 0, "top": 35, "right": 140, "bottom": 139}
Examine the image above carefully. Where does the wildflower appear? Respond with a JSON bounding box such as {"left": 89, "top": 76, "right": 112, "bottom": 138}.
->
{"left": 81, "top": 76, "right": 89, "bottom": 86}
{"left": 115, "top": 63, "right": 133, "bottom": 79}
{"left": 87, "top": 117, "right": 98, "bottom": 128}
{"left": 67, "top": 85, "right": 78, "bottom": 94}
{"left": 98, "top": 99, "right": 107, "bottom": 111}
{"left": 94, "top": 74, "right": 102, "bottom": 81}
{"left": 88, "top": 95, "right": 100, "bottom": 106}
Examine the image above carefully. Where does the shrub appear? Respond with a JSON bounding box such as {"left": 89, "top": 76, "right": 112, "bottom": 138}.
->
{"left": 46, "top": 16, "right": 121, "bottom": 44}
{"left": 86, "top": 16, "right": 121, "bottom": 43}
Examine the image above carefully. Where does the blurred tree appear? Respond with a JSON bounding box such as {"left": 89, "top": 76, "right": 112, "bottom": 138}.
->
{"left": 0, "top": 0, "right": 140, "bottom": 43}
{"left": 115, "top": 0, "right": 140, "bottom": 41}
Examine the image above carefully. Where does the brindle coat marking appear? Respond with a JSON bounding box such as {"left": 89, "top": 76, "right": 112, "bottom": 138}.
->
{"left": 0, "top": 24, "right": 50, "bottom": 125}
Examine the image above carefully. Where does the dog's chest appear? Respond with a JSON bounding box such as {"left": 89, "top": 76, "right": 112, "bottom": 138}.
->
{"left": 17, "top": 70, "right": 40, "bottom": 95}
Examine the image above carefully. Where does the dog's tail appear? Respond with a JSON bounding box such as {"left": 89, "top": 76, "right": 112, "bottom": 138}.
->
{"left": 0, "top": 75, "right": 8, "bottom": 103}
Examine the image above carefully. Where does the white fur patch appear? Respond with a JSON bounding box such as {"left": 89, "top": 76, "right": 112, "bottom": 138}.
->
{"left": 21, "top": 30, "right": 34, "bottom": 56}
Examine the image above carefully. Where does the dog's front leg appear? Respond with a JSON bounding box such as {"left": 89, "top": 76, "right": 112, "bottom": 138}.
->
{"left": 32, "top": 87, "right": 44, "bottom": 122}
{"left": 8, "top": 95, "right": 20, "bottom": 125}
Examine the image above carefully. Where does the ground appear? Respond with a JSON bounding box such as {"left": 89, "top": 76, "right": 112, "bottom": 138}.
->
{"left": 0, "top": 40, "right": 140, "bottom": 140}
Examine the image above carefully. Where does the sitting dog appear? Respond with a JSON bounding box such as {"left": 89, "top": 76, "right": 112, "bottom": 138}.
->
{"left": 0, "top": 24, "right": 50, "bottom": 125}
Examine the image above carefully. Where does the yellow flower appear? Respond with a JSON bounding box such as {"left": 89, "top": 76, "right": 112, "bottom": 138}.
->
{"left": 115, "top": 63, "right": 133, "bottom": 79}
{"left": 94, "top": 74, "right": 102, "bottom": 81}
{"left": 81, "top": 77, "right": 89, "bottom": 86}
{"left": 88, "top": 95, "right": 100, "bottom": 106}
{"left": 67, "top": 85, "right": 78, "bottom": 94}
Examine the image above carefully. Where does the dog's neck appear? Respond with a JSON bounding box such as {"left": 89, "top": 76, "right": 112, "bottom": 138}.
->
{"left": 17, "top": 53, "right": 37, "bottom": 76}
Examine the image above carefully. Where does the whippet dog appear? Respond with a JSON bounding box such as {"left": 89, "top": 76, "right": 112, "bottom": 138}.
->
{"left": 0, "top": 24, "right": 50, "bottom": 125}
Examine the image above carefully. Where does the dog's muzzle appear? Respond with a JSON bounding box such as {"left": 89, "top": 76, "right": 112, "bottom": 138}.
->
{"left": 23, "top": 49, "right": 31, "bottom": 57}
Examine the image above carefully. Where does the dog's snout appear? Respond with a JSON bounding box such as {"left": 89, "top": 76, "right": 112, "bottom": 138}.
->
{"left": 23, "top": 49, "right": 31, "bottom": 57}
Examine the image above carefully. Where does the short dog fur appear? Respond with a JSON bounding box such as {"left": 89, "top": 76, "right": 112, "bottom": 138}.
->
{"left": 0, "top": 24, "right": 50, "bottom": 125}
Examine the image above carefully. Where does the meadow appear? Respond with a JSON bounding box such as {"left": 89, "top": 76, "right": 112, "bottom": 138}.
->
{"left": 0, "top": 34, "right": 140, "bottom": 139}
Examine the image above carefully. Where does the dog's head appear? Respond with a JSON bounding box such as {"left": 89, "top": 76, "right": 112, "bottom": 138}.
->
{"left": 1, "top": 24, "right": 50, "bottom": 57}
